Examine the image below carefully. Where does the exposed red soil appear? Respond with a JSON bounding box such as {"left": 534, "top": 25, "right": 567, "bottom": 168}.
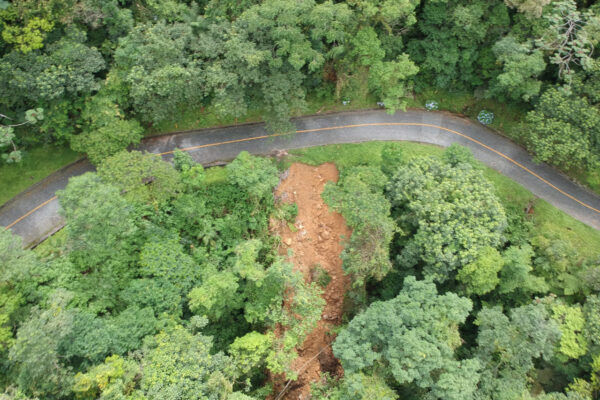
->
{"left": 269, "top": 163, "right": 351, "bottom": 400}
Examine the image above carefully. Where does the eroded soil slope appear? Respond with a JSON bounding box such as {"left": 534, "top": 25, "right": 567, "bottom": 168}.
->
{"left": 270, "top": 163, "right": 351, "bottom": 399}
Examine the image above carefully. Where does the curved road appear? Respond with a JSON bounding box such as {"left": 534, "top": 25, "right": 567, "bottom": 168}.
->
{"left": 2, "top": 109, "right": 600, "bottom": 248}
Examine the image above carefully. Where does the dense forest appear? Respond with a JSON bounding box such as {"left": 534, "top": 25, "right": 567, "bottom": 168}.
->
{"left": 2, "top": 0, "right": 600, "bottom": 399}
{"left": 2, "top": 140, "right": 600, "bottom": 399}
{"left": 0, "top": 0, "right": 599, "bottom": 178}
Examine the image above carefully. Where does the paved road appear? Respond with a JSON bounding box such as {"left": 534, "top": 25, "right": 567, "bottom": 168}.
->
{"left": 2, "top": 109, "right": 600, "bottom": 248}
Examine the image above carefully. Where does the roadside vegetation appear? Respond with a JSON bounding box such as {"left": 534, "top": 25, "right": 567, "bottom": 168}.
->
{"left": 1, "top": 144, "right": 600, "bottom": 399}
{"left": 1, "top": 0, "right": 600, "bottom": 399}
{"left": 1, "top": 0, "right": 600, "bottom": 204}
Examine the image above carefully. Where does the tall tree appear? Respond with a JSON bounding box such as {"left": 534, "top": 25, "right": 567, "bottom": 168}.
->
{"left": 97, "top": 150, "right": 183, "bottom": 206}
{"left": 475, "top": 303, "right": 561, "bottom": 399}
{"left": 57, "top": 172, "right": 139, "bottom": 312}
{"left": 388, "top": 154, "right": 507, "bottom": 283}
{"left": 333, "top": 277, "right": 479, "bottom": 399}
{"left": 323, "top": 165, "right": 396, "bottom": 285}
{"left": 526, "top": 87, "right": 600, "bottom": 171}
{"left": 113, "top": 22, "right": 205, "bottom": 124}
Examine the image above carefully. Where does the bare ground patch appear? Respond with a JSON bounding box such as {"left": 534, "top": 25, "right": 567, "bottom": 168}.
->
{"left": 269, "top": 163, "right": 351, "bottom": 400}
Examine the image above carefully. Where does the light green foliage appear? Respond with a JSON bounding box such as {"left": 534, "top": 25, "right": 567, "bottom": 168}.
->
{"left": 526, "top": 87, "right": 600, "bottom": 171}
{"left": 241, "top": 257, "right": 289, "bottom": 325}
{"left": 9, "top": 290, "right": 75, "bottom": 399}
{"left": 97, "top": 150, "right": 183, "bottom": 206}
{"left": 333, "top": 277, "right": 477, "bottom": 398}
{"left": 457, "top": 246, "right": 503, "bottom": 296}
{"left": 313, "top": 372, "right": 398, "bottom": 400}
{"left": 323, "top": 165, "right": 396, "bottom": 285}
{"left": 57, "top": 173, "right": 137, "bottom": 266}
{"left": 504, "top": 0, "right": 551, "bottom": 17}
{"left": 139, "top": 236, "right": 200, "bottom": 294}
{"left": 343, "top": 373, "right": 398, "bottom": 400}
{"left": 226, "top": 151, "right": 279, "bottom": 203}
{"left": 498, "top": 244, "right": 548, "bottom": 296}
{"left": 2, "top": 17, "right": 54, "bottom": 53}
{"left": 368, "top": 54, "right": 419, "bottom": 113}
{"left": 0, "top": 108, "right": 43, "bottom": 163}
{"left": 551, "top": 302, "right": 587, "bottom": 360}
{"left": 265, "top": 266, "right": 324, "bottom": 378}
{"left": 70, "top": 96, "right": 143, "bottom": 165}
{"left": 532, "top": 234, "right": 584, "bottom": 296}
{"left": 442, "top": 143, "right": 476, "bottom": 167}
{"left": 583, "top": 295, "right": 600, "bottom": 348}
{"left": 0, "top": 286, "right": 22, "bottom": 352}
{"left": 388, "top": 155, "right": 507, "bottom": 282}
{"left": 188, "top": 270, "right": 240, "bottom": 320}
{"left": 348, "top": 0, "right": 420, "bottom": 32}
{"left": 380, "top": 142, "right": 404, "bottom": 176}
{"left": 475, "top": 303, "right": 561, "bottom": 399}
{"left": 233, "top": 239, "right": 266, "bottom": 283}
{"left": 209, "top": 0, "right": 353, "bottom": 132}
{"left": 172, "top": 149, "right": 205, "bottom": 191}
{"left": 72, "top": 355, "right": 140, "bottom": 400}
{"left": 139, "top": 0, "right": 191, "bottom": 22}
{"left": 0, "top": 228, "right": 41, "bottom": 298}
{"left": 57, "top": 173, "right": 138, "bottom": 312}
{"left": 537, "top": 0, "right": 599, "bottom": 79}
{"left": 228, "top": 331, "right": 273, "bottom": 386}
{"left": 348, "top": 27, "right": 418, "bottom": 112}
{"left": 140, "top": 325, "right": 234, "bottom": 399}
{"left": 186, "top": 233, "right": 323, "bottom": 378}
{"left": 489, "top": 35, "right": 546, "bottom": 101}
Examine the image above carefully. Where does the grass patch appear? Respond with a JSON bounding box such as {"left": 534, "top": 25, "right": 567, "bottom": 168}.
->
{"left": 33, "top": 228, "right": 68, "bottom": 259}
{"left": 289, "top": 141, "right": 600, "bottom": 260}
{"left": 407, "top": 88, "right": 527, "bottom": 140}
{"left": 0, "top": 145, "right": 80, "bottom": 206}
{"left": 203, "top": 166, "right": 228, "bottom": 186}
{"left": 407, "top": 88, "right": 600, "bottom": 195}
{"left": 146, "top": 86, "right": 378, "bottom": 137}
{"left": 288, "top": 141, "right": 444, "bottom": 170}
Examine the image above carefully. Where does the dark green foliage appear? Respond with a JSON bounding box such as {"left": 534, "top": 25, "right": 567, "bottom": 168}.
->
{"left": 474, "top": 303, "right": 561, "bottom": 399}
{"left": 140, "top": 235, "right": 201, "bottom": 294}
{"left": 120, "top": 278, "right": 182, "bottom": 317}
{"left": 333, "top": 277, "right": 478, "bottom": 399}
{"left": 407, "top": 0, "right": 510, "bottom": 90}
{"left": 2, "top": 0, "right": 600, "bottom": 397}
{"left": 8, "top": 290, "right": 75, "bottom": 399}
{"left": 113, "top": 22, "right": 205, "bottom": 124}
{"left": 312, "top": 265, "right": 332, "bottom": 288}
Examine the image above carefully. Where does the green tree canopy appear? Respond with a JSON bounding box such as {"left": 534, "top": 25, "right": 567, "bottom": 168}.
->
{"left": 475, "top": 303, "right": 561, "bottom": 399}
{"left": 97, "top": 150, "right": 183, "bottom": 206}
{"left": 323, "top": 165, "right": 396, "bottom": 285}
{"left": 333, "top": 277, "right": 478, "bottom": 399}
{"left": 388, "top": 154, "right": 507, "bottom": 283}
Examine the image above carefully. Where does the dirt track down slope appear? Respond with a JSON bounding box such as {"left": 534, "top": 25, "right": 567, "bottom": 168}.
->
{"left": 271, "top": 163, "right": 351, "bottom": 399}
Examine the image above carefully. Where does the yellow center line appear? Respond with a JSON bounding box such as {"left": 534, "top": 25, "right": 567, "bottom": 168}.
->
{"left": 5, "top": 196, "right": 58, "bottom": 230}
{"left": 5, "top": 122, "right": 600, "bottom": 231}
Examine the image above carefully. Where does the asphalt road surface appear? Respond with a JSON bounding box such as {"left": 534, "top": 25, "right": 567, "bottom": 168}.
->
{"left": 2, "top": 109, "right": 600, "bottom": 248}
